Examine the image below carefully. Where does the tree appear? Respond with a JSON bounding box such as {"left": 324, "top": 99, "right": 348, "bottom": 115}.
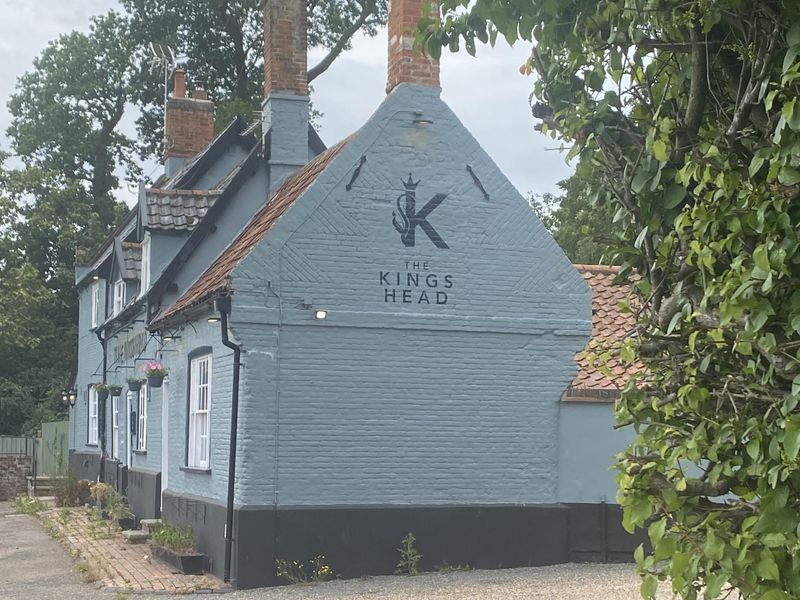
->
{"left": 427, "top": 1, "right": 800, "bottom": 598}
{"left": 7, "top": 12, "right": 141, "bottom": 205}
{"left": 529, "top": 166, "right": 620, "bottom": 264}
{"left": 122, "top": 0, "right": 388, "bottom": 156}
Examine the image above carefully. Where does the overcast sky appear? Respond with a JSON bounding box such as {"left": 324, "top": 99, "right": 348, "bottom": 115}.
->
{"left": 0, "top": 1, "right": 573, "bottom": 204}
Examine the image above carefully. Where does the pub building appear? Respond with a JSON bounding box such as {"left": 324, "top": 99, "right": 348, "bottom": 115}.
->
{"left": 68, "top": 0, "right": 642, "bottom": 589}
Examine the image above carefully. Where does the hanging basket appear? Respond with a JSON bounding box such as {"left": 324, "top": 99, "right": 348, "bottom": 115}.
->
{"left": 127, "top": 379, "right": 142, "bottom": 392}
{"left": 96, "top": 389, "right": 109, "bottom": 402}
{"left": 109, "top": 386, "right": 122, "bottom": 397}
{"left": 147, "top": 374, "right": 164, "bottom": 388}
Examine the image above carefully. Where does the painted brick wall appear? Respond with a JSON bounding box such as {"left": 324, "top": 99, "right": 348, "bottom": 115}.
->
{"left": 557, "top": 402, "right": 634, "bottom": 504}
{"left": 158, "top": 320, "right": 234, "bottom": 504}
{"left": 0, "top": 456, "right": 32, "bottom": 501}
{"left": 71, "top": 280, "right": 105, "bottom": 453}
{"left": 228, "top": 83, "right": 592, "bottom": 507}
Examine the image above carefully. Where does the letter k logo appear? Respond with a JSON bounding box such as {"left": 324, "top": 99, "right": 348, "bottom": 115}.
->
{"left": 392, "top": 174, "right": 449, "bottom": 249}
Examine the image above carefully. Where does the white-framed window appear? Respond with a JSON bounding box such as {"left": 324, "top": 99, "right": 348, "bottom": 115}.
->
{"left": 111, "top": 394, "right": 119, "bottom": 460}
{"left": 188, "top": 354, "right": 212, "bottom": 469}
{"left": 113, "top": 279, "right": 126, "bottom": 315}
{"left": 90, "top": 282, "right": 101, "bottom": 328}
{"left": 88, "top": 387, "right": 98, "bottom": 445}
{"left": 137, "top": 384, "right": 148, "bottom": 451}
{"left": 140, "top": 235, "right": 151, "bottom": 295}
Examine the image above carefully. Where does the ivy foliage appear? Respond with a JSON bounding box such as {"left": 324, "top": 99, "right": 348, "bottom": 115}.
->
{"left": 425, "top": 0, "right": 800, "bottom": 598}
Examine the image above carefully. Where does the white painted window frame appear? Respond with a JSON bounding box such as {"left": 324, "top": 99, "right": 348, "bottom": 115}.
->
{"left": 90, "top": 282, "right": 101, "bottom": 328}
{"left": 140, "top": 235, "right": 151, "bottom": 295}
{"left": 111, "top": 394, "right": 119, "bottom": 460}
{"left": 113, "top": 279, "right": 126, "bottom": 315}
{"left": 137, "top": 384, "right": 147, "bottom": 451}
{"left": 188, "top": 354, "right": 212, "bottom": 469}
{"left": 88, "top": 387, "right": 98, "bottom": 445}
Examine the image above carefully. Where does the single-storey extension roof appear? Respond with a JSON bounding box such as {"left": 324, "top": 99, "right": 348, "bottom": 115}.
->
{"left": 563, "top": 264, "right": 642, "bottom": 401}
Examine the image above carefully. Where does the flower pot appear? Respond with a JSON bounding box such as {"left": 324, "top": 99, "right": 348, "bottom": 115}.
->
{"left": 147, "top": 374, "right": 164, "bottom": 388}
{"left": 127, "top": 380, "right": 142, "bottom": 392}
{"left": 109, "top": 387, "right": 122, "bottom": 397}
{"left": 97, "top": 389, "right": 109, "bottom": 402}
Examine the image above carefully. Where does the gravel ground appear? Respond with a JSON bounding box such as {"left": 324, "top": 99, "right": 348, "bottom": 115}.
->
{"left": 1, "top": 500, "right": 671, "bottom": 599}
{"left": 222, "top": 563, "right": 672, "bottom": 600}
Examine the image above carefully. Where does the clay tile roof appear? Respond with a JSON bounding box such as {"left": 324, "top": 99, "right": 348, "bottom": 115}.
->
{"left": 121, "top": 241, "right": 142, "bottom": 280}
{"left": 563, "top": 264, "right": 643, "bottom": 401}
{"left": 145, "top": 188, "right": 222, "bottom": 231}
{"left": 157, "top": 138, "right": 350, "bottom": 321}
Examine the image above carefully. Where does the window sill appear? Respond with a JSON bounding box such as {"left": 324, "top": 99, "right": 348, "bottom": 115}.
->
{"left": 132, "top": 449, "right": 147, "bottom": 456}
{"left": 85, "top": 443, "right": 98, "bottom": 447}
{"left": 180, "top": 466, "right": 211, "bottom": 475}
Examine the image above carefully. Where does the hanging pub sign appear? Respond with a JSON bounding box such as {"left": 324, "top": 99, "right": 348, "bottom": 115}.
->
{"left": 113, "top": 330, "right": 149, "bottom": 365}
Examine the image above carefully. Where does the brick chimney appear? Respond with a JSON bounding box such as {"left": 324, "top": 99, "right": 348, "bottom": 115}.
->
{"left": 262, "top": 0, "right": 310, "bottom": 191}
{"left": 387, "top": 0, "right": 440, "bottom": 93}
{"left": 164, "top": 69, "right": 215, "bottom": 176}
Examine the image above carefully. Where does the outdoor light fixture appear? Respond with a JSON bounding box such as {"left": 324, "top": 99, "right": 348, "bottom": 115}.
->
{"left": 314, "top": 310, "right": 328, "bottom": 320}
{"left": 61, "top": 388, "right": 77, "bottom": 408}
{"left": 207, "top": 315, "right": 221, "bottom": 323}
{"left": 92, "top": 274, "right": 100, "bottom": 280}
{"left": 412, "top": 111, "right": 434, "bottom": 125}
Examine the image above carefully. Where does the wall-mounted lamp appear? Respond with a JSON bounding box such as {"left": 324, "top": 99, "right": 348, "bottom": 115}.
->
{"left": 92, "top": 274, "right": 100, "bottom": 281}
{"left": 413, "top": 111, "right": 434, "bottom": 125}
{"left": 207, "top": 315, "right": 221, "bottom": 324}
{"left": 61, "top": 388, "right": 78, "bottom": 408}
{"left": 314, "top": 310, "right": 328, "bottom": 320}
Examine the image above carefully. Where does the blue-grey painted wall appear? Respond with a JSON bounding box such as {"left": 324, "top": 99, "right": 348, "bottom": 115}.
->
{"left": 195, "top": 143, "right": 251, "bottom": 191}
{"left": 557, "top": 401, "right": 633, "bottom": 503}
{"left": 225, "top": 83, "right": 592, "bottom": 507}
{"left": 148, "top": 232, "right": 186, "bottom": 287}
{"left": 158, "top": 166, "right": 269, "bottom": 314}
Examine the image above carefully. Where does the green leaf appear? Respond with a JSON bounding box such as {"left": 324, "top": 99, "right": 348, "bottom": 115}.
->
{"left": 784, "top": 418, "right": 800, "bottom": 461}
{"left": 759, "top": 591, "right": 791, "bottom": 600}
{"left": 663, "top": 184, "right": 685, "bottom": 209}
{"left": 747, "top": 438, "right": 761, "bottom": 461}
{"left": 652, "top": 139, "right": 668, "bottom": 162}
{"left": 756, "top": 550, "right": 780, "bottom": 581}
{"left": 705, "top": 529, "right": 724, "bottom": 561}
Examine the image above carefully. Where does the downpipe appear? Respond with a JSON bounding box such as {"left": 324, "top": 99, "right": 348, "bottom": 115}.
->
{"left": 95, "top": 330, "right": 107, "bottom": 483}
{"left": 218, "top": 296, "right": 241, "bottom": 584}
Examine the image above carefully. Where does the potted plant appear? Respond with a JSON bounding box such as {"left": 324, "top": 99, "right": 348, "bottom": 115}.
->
{"left": 127, "top": 377, "right": 142, "bottom": 392}
{"left": 149, "top": 522, "right": 206, "bottom": 574}
{"left": 144, "top": 360, "right": 168, "bottom": 388}
{"left": 108, "top": 384, "right": 122, "bottom": 397}
{"left": 93, "top": 383, "right": 110, "bottom": 401}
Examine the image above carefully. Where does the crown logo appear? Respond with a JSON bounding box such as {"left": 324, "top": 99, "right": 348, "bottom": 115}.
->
{"left": 402, "top": 173, "right": 420, "bottom": 191}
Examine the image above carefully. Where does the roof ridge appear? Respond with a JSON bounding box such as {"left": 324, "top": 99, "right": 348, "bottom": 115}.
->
{"left": 573, "top": 263, "right": 620, "bottom": 273}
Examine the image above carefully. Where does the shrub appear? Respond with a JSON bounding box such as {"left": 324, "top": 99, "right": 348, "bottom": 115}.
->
{"left": 53, "top": 470, "right": 91, "bottom": 507}
{"left": 14, "top": 495, "right": 47, "bottom": 514}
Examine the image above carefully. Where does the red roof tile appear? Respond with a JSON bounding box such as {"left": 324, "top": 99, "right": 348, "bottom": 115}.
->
{"left": 156, "top": 138, "right": 349, "bottom": 321}
{"left": 563, "top": 264, "right": 643, "bottom": 401}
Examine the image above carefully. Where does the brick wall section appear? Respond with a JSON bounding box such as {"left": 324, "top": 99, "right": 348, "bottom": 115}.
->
{"left": 0, "top": 456, "right": 32, "bottom": 501}
{"left": 387, "top": 0, "right": 440, "bottom": 92}
{"left": 263, "top": 0, "right": 307, "bottom": 97}
{"left": 164, "top": 96, "right": 215, "bottom": 159}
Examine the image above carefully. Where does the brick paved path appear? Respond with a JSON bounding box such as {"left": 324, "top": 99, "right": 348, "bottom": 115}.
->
{"left": 41, "top": 507, "right": 225, "bottom": 593}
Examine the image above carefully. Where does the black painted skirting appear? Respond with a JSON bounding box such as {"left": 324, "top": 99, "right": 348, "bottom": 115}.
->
{"left": 127, "top": 468, "right": 161, "bottom": 520}
{"left": 103, "top": 459, "right": 128, "bottom": 496}
{"left": 162, "top": 494, "right": 641, "bottom": 590}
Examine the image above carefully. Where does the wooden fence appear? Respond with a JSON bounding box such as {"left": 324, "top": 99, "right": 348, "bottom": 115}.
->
{"left": 0, "top": 435, "right": 34, "bottom": 456}
{"left": 0, "top": 420, "right": 68, "bottom": 477}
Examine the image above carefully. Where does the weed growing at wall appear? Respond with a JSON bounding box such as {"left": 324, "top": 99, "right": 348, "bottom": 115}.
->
{"left": 275, "top": 555, "right": 335, "bottom": 584}
{"left": 395, "top": 532, "right": 423, "bottom": 575}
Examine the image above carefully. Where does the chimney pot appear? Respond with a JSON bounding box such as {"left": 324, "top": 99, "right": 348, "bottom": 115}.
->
{"left": 173, "top": 69, "right": 186, "bottom": 98}
{"left": 387, "top": 0, "right": 440, "bottom": 93}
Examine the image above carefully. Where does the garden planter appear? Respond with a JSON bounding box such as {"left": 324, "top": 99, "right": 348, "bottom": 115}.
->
{"left": 127, "top": 380, "right": 142, "bottom": 392}
{"left": 117, "top": 517, "right": 136, "bottom": 530}
{"left": 149, "top": 543, "right": 207, "bottom": 575}
{"left": 109, "top": 386, "right": 122, "bottom": 398}
{"left": 97, "top": 389, "right": 109, "bottom": 402}
{"left": 146, "top": 374, "right": 164, "bottom": 388}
